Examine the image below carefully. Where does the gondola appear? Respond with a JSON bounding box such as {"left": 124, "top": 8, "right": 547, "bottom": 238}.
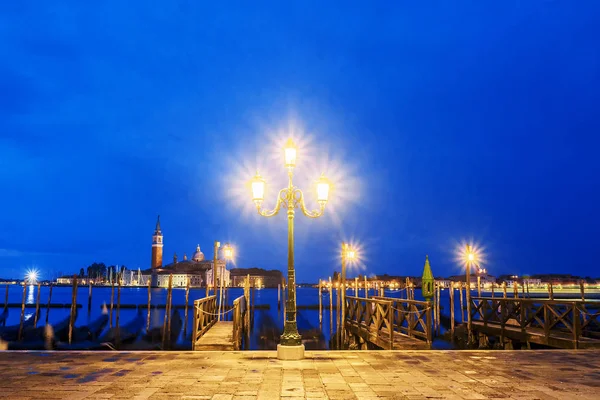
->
{"left": 21, "top": 313, "right": 74, "bottom": 342}
{"left": 0, "top": 310, "right": 40, "bottom": 341}
{"left": 72, "top": 313, "right": 109, "bottom": 342}
{"left": 0, "top": 308, "right": 8, "bottom": 326}
{"left": 56, "top": 311, "right": 145, "bottom": 350}
{"left": 136, "top": 309, "right": 182, "bottom": 349}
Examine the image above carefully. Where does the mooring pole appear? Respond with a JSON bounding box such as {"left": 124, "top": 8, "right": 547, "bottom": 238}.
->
{"left": 146, "top": 278, "right": 152, "bottom": 333}
{"left": 45, "top": 284, "right": 53, "bottom": 325}
{"left": 33, "top": 283, "right": 41, "bottom": 328}
{"left": 18, "top": 283, "right": 27, "bottom": 340}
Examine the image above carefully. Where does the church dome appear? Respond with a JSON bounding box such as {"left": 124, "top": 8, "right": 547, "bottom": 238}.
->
{"left": 192, "top": 244, "right": 204, "bottom": 262}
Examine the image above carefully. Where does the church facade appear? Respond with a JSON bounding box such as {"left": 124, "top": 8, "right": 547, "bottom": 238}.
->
{"left": 141, "top": 216, "right": 230, "bottom": 288}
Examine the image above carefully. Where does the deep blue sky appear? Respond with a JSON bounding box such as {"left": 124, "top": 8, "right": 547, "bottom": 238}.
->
{"left": 1, "top": 2, "right": 599, "bottom": 281}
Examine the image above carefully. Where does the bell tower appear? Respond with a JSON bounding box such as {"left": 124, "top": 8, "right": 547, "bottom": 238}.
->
{"left": 151, "top": 215, "right": 163, "bottom": 269}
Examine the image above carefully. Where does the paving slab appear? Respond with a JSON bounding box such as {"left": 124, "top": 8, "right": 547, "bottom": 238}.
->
{"left": 0, "top": 350, "right": 598, "bottom": 399}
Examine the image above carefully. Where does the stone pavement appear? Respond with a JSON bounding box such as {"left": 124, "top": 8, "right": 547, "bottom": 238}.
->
{"left": 0, "top": 350, "right": 598, "bottom": 399}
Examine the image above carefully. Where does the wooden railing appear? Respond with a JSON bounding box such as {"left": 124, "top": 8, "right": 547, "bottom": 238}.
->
{"left": 470, "top": 297, "right": 600, "bottom": 349}
{"left": 344, "top": 296, "right": 432, "bottom": 349}
{"left": 231, "top": 295, "right": 247, "bottom": 351}
{"left": 374, "top": 296, "right": 433, "bottom": 345}
{"left": 192, "top": 295, "right": 217, "bottom": 347}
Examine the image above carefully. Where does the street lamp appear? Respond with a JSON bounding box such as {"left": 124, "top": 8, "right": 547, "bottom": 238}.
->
{"left": 251, "top": 138, "right": 330, "bottom": 360}
{"left": 217, "top": 243, "right": 234, "bottom": 321}
{"left": 340, "top": 242, "right": 356, "bottom": 348}
{"left": 463, "top": 244, "right": 478, "bottom": 345}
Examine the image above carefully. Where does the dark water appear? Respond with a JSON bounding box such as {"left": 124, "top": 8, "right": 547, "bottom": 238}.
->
{"left": 2, "top": 284, "right": 598, "bottom": 350}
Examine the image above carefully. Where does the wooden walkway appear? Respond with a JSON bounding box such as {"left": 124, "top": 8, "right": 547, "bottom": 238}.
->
{"left": 193, "top": 321, "right": 234, "bottom": 350}
{"left": 192, "top": 292, "right": 249, "bottom": 351}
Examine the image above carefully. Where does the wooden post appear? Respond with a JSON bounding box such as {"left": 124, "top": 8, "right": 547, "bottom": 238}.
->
{"left": 87, "top": 281, "right": 93, "bottom": 312}
{"left": 364, "top": 276, "right": 368, "bottom": 299}
{"left": 459, "top": 282, "right": 465, "bottom": 322}
{"left": 116, "top": 276, "right": 122, "bottom": 330}
{"left": 146, "top": 278, "right": 152, "bottom": 333}
{"left": 354, "top": 277, "right": 359, "bottom": 297}
{"left": 449, "top": 283, "right": 455, "bottom": 342}
{"left": 513, "top": 282, "right": 518, "bottom": 298}
{"left": 33, "top": 283, "right": 41, "bottom": 328}
{"left": 328, "top": 277, "right": 333, "bottom": 339}
{"left": 549, "top": 283, "right": 554, "bottom": 300}
{"left": 336, "top": 277, "right": 341, "bottom": 348}
{"left": 3, "top": 284, "right": 8, "bottom": 311}
{"left": 68, "top": 275, "right": 78, "bottom": 344}
{"left": 184, "top": 277, "right": 190, "bottom": 337}
{"left": 245, "top": 274, "right": 250, "bottom": 336}
{"left": 205, "top": 272, "right": 209, "bottom": 298}
{"left": 521, "top": 282, "right": 525, "bottom": 298}
{"left": 162, "top": 274, "right": 173, "bottom": 348}
{"left": 580, "top": 280, "right": 585, "bottom": 301}
{"left": 477, "top": 276, "right": 481, "bottom": 297}
{"left": 45, "top": 284, "right": 53, "bottom": 325}
{"left": 318, "top": 280, "right": 322, "bottom": 326}
{"left": 526, "top": 281, "right": 530, "bottom": 298}
{"left": 18, "top": 283, "right": 27, "bottom": 340}
{"left": 432, "top": 282, "right": 437, "bottom": 332}
{"left": 491, "top": 282, "right": 495, "bottom": 298}
{"left": 436, "top": 283, "right": 441, "bottom": 336}
{"left": 502, "top": 282, "right": 507, "bottom": 298}
{"left": 109, "top": 281, "right": 115, "bottom": 328}
{"left": 166, "top": 275, "right": 174, "bottom": 348}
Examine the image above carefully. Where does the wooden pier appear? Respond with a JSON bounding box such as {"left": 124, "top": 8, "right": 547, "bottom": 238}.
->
{"left": 343, "top": 295, "right": 432, "bottom": 350}
{"left": 192, "top": 289, "right": 249, "bottom": 351}
{"left": 470, "top": 296, "right": 600, "bottom": 349}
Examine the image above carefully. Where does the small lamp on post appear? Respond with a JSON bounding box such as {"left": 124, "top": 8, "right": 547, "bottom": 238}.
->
{"left": 217, "top": 243, "right": 233, "bottom": 321}
{"left": 250, "top": 138, "right": 331, "bottom": 360}
{"left": 340, "top": 242, "right": 356, "bottom": 348}
{"left": 464, "top": 244, "right": 478, "bottom": 345}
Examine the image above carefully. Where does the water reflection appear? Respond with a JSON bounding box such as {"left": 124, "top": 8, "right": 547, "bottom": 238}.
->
{"left": 26, "top": 285, "right": 34, "bottom": 304}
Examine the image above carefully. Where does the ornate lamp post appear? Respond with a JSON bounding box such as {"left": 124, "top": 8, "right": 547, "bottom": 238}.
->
{"left": 340, "top": 242, "right": 356, "bottom": 348}
{"left": 251, "top": 138, "right": 330, "bottom": 360}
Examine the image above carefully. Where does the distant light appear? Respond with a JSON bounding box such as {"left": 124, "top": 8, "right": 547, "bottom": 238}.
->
{"left": 25, "top": 269, "right": 39, "bottom": 285}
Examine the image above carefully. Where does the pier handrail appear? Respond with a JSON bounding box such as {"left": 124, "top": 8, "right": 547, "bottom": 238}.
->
{"left": 470, "top": 297, "right": 600, "bottom": 349}
{"left": 372, "top": 295, "right": 433, "bottom": 345}
{"left": 192, "top": 295, "right": 218, "bottom": 347}
{"left": 232, "top": 295, "right": 247, "bottom": 350}
{"left": 344, "top": 296, "right": 432, "bottom": 349}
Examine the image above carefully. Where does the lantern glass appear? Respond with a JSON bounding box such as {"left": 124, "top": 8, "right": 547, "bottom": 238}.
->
{"left": 251, "top": 173, "right": 265, "bottom": 202}
{"left": 317, "top": 175, "right": 330, "bottom": 203}
{"left": 284, "top": 138, "right": 297, "bottom": 168}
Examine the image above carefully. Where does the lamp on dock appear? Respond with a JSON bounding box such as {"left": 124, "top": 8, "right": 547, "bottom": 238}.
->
{"left": 340, "top": 242, "right": 357, "bottom": 348}
{"left": 463, "top": 244, "right": 479, "bottom": 345}
{"left": 250, "top": 137, "right": 331, "bottom": 360}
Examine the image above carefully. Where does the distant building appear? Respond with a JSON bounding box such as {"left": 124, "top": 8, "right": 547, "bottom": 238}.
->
{"left": 435, "top": 279, "right": 452, "bottom": 288}
{"left": 523, "top": 278, "right": 542, "bottom": 286}
{"left": 230, "top": 268, "right": 283, "bottom": 288}
{"left": 141, "top": 216, "right": 229, "bottom": 287}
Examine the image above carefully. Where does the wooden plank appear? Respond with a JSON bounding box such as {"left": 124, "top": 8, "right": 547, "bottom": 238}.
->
{"left": 471, "top": 321, "right": 600, "bottom": 349}
{"left": 345, "top": 321, "right": 429, "bottom": 350}
{"left": 194, "top": 321, "right": 235, "bottom": 351}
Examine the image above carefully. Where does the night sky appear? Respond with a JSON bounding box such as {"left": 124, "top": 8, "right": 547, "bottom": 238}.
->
{"left": 1, "top": 2, "right": 599, "bottom": 281}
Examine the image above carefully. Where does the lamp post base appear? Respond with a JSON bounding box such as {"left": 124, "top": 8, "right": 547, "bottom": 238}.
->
{"left": 277, "top": 344, "right": 305, "bottom": 360}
